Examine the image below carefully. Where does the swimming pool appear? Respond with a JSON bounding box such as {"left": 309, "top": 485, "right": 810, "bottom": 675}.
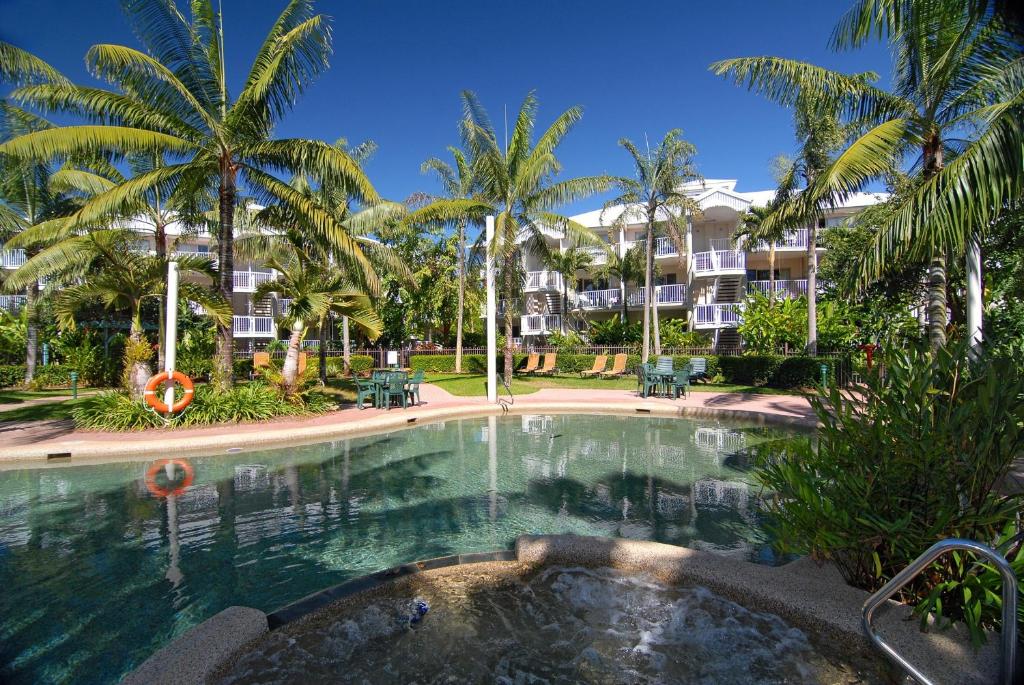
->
{"left": 0, "top": 413, "right": 805, "bottom": 684}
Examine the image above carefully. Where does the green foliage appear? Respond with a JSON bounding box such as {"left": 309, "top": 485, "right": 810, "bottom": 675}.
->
{"left": 815, "top": 300, "right": 859, "bottom": 351}
{"left": 717, "top": 355, "right": 781, "bottom": 386}
{"left": 120, "top": 336, "right": 154, "bottom": 388}
{"left": 176, "top": 323, "right": 216, "bottom": 380}
{"left": 70, "top": 391, "right": 162, "bottom": 431}
{"left": 658, "top": 319, "right": 710, "bottom": 348}
{"left": 50, "top": 328, "right": 123, "bottom": 387}
{"left": 589, "top": 319, "right": 642, "bottom": 346}
{"left": 0, "top": 365, "right": 25, "bottom": 387}
{"left": 753, "top": 342, "right": 1024, "bottom": 644}
{"left": 28, "top": 365, "right": 77, "bottom": 389}
{"left": 716, "top": 354, "right": 846, "bottom": 388}
{"left": 409, "top": 353, "right": 527, "bottom": 373}
{"left": 547, "top": 331, "right": 586, "bottom": 351}
{"left": 0, "top": 310, "right": 26, "bottom": 365}
{"left": 737, "top": 292, "right": 806, "bottom": 354}
{"left": 324, "top": 355, "right": 374, "bottom": 377}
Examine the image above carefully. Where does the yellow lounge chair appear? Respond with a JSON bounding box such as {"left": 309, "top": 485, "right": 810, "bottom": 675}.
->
{"left": 600, "top": 353, "right": 628, "bottom": 378}
{"left": 581, "top": 354, "right": 608, "bottom": 377}
{"left": 535, "top": 352, "right": 558, "bottom": 375}
{"left": 252, "top": 351, "right": 271, "bottom": 379}
{"left": 521, "top": 352, "right": 541, "bottom": 374}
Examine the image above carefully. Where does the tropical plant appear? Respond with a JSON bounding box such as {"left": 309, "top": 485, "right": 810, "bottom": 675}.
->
{"left": 712, "top": 0, "right": 1023, "bottom": 352}
{"left": 597, "top": 244, "right": 646, "bottom": 324}
{"left": 421, "top": 146, "right": 480, "bottom": 372}
{"left": 0, "top": 0, "right": 380, "bottom": 388}
{"left": 753, "top": 341, "right": 1024, "bottom": 644}
{"left": 588, "top": 318, "right": 642, "bottom": 347}
{"left": 604, "top": 130, "right": 700, "bottom": 361}
{"left": 658, "top": 320, "right": 710, "bottom": 348}
{"left": 406, "top": 91, "right": 609, "bottom": 383}
{"left": 737, "top": 291, "right": 807, "bottom": 354}
{"left": 733, "top": 205, "right": 788, "bottom": 304}
{"left": 544, "top": 245, "right": 593, "bottom": 334}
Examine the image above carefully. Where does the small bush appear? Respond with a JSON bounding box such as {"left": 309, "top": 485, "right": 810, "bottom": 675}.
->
{"left": 0, "top": 365, "right": 25, "bottom": 387}
{"left": 718, "top": 355, "right": 781, "bottom": 385}
{"left": 71, "top": 391, "right": 163, "bottom": 430}
{"left": 712, "top": 355, "right": 847, "bottom": 388}
{"left": 409, "top": 353, "right": 527, "bottom": 373}
{"left": 29, "top": 365, "right": 78, "bottom": 389}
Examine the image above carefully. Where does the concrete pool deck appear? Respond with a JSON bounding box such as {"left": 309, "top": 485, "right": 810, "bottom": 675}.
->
{"left": 0, "top": 383, "right": 817, "bottom": 463}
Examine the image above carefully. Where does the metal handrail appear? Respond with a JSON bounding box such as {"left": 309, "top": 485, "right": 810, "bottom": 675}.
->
{"left": 862, "top": 538, "right": 1018, "bottom": 685}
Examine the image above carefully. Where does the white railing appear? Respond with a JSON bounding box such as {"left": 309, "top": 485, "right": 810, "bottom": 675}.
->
{"left": 580, "top": 245, "right": 610, "bottom": 264}
{"left": 693, "top": 250, "right": 745, "bottom": 274}
{"left": 524, "top": 270, "right": 562, "bottom": 292}
{"left": 708, "top": 238, "right": 734, "bottom": 252}
{"left": 694, "top": 303, "right": 742, "bottom": 328}
{"left": 520, "top": 314, "right": 561, "bottom": 335}
{"left": 625, "top": 237, "right": 679, "bottom": 257}
{"left": 628, "top": 283, "right": 689, "bottom": 306}
{"left": 751, "top": 229, "right": 810, "bottom": 251}
{"left": 232, "top": 316, "right": 275, "bottom": 337}
{"left": 576, "top": 288, "right": 622, "bottom": 310}
{"left": 0, "top": 295, "right": 27, "bottom": 312}
{"left": 747, "top": 279, "right": 808, "bottom": 297}
{"left": 1, "top": 250, "right": 26, "bottom": 269}
{"left": 233, "top": 270, "right": 276, "bottom": 292}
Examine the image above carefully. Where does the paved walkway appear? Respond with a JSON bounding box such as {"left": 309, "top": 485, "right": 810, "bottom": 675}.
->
{"left": 0, "top": 383, "right": 816, "bottom": 463}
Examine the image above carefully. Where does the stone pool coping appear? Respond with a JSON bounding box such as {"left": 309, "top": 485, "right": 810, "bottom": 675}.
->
{"left": 0, "top": 384, "right": 816, "bottom": 465}
{"left": 123, "top": 534, "right": 1001, "bottom": 685}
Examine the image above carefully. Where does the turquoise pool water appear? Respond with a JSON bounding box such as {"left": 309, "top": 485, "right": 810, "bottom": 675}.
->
{"left": 0, "top": 414, "right": 805, "bottom": 684}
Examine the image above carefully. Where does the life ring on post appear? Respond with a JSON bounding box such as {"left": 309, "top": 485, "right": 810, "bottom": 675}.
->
{"left": 145, "top": 459, "right": 195, "bottom": 498}
{"left": 144, "top": 371, "right": 194, "bottom": 414}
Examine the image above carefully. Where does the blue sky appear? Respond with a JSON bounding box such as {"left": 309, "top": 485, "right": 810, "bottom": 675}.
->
{"left": 3, "top": 0, "right": 892, "bottom": 214}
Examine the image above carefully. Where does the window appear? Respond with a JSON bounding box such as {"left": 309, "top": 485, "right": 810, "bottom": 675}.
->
{"left": 578, "top": 278, "right": 608, "bottom": 291}
{"left": 655, "top": 274, "right": 677, "bottom": 286}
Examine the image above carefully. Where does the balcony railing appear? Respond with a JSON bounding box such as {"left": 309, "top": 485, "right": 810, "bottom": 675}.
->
{"left": 708, "top": 238, "right": 735, "bottom": 252}
{"left": 576, "top": 288, "right": 622, "bottom": 310}
{"left": 751, "top": 229, "right": 810, "bottom": 251}
{"left": 2, "top": 250, "right": 27, "bottom": 269}
{"left": 694, "top": 303, "right": 742, "bottom": 329}
{"left": 520, "top": 314, "right": 561, "bottom": 335}
{"left": 580, "top": 245, "right": 610, "bottom": 264}
{"left": 0, "top": 295, "right": 27, "bottom": 312}
{"left": 747, "top": 279, "right": 808, "bottom": 298}
{"left": 625, "top": 236, "right": 679, "bottom": 257}
{"left": 693, "top": 250, "right": 745, "bottom": 274}
{"left": 628, "top": 283, "right": 688, "bottom": 306}
{"left": 232, "top": 315, "right": 275, "bottom": 337}
{"left": 524, "top": 270, "right": 563, "bottom": 292}
{"left": 233, "top": 270, "right": 276, "bottom": 292}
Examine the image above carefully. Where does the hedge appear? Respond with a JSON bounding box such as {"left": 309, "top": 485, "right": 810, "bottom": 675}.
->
{"left": 409, "top": 352, "right": 722, "bottom": 379}
{"left": 0, "top": 365, "right": 24, "bottom": 388}
{"left": 410, "top": 353, "right": 528, "bottom": 373}
{"left": 717, "top": 354, "right": 850, "bottom": 388}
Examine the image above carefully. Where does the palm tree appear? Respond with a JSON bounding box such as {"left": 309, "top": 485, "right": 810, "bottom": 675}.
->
{"left": 0, "top": 0, "right": 379, "bottom": 388}
{"left": 421, "top": 147, "right": 479, "bottom": 372}
{"left": 544, "top": 246, "right": 593, "bottom": 334}
{"left": 712, "top": 0, "right": 1021, "bottom": 351}
{"left": 733, "top": 205, "right": 787, "bottom": 303}
{"left": 605, "top": 130, "right": 700, "bottom": 361}
{"left": 7, "top": 231, "right": 228, "bottom": 397}
{"left": 407, "top": 91, "right": 609, "bottom": 383}
{"left": 597, "top": 244, "right": 646, "bottom": 325}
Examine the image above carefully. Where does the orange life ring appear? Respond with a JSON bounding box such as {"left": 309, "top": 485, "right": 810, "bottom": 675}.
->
{"left": 145, "top": 459, "right": 195, "bottom": 498}
{"left": 144, "top": 371, "right": 194, "bottom": 414}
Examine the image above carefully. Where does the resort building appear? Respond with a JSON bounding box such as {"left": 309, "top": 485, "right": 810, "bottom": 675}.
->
{"left": 506, "top": 179, "right": 887, "bottom": 349}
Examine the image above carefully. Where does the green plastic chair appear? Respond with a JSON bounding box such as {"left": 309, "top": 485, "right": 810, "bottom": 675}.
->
{"left": 353, "top": 372, "right": 377, "bottom": 410}
{"left": 636, "top": 364, "right": 659, "bottom": 398}
{"left": 406, "top": 369, "right": 425, "bottom": 406}
{"left": 670, "top": 364, "right": 691, "bottom": 399}
{"left": 382, "top": 372, "right": 409, "bottom": 409}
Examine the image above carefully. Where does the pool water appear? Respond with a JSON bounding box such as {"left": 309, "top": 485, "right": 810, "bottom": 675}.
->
{"left": 0, "top": 414, "right": 805, "bottom": 684}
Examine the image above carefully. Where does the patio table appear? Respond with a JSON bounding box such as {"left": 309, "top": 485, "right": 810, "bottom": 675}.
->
{"left": 648, "top": 370, "right": 676, "bottom": 397}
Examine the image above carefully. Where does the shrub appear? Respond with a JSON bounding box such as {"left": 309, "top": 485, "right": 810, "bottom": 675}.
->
{"left": 589, "top": 319, "right": 641, "bottom": 346}
{"left": 29, "top": 365, "right": 77, "bottom": 389}
{"left": 71, "top": 391, "right": 163, "bottom": 431}
{"left": 718, "top": 355, "right": 781, "bottom": 385}
{"left": 711, "top": 355, "right": 847, "bottom": 388}
{"left": 0, "top": 365, "right": 25, "bottom": 387}
{"left": 753, "top": 342, "right": 1024, "bottom": 644}
{"left": 409, "top": 353, "right": 527, "bottom": 373}
{"left": 547, "top": 331, "right": 586, "bottom": 350}
{"left": 737, "top": 292, "right": 806, "bottom": 354}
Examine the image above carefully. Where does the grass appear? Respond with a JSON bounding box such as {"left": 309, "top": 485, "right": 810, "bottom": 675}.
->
{"left": 424, "top": 373, "right": 800, "bottom": 397}
{"left": 0, "top": 398, "right": 85, "bottom": 422}
{"left": 0, "top": 388, "right": 86, "bottom": 404}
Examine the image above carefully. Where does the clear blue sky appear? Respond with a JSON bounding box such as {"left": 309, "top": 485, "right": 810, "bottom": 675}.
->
{"left": 3, "top": 0, "right": 892, "bottom": 214}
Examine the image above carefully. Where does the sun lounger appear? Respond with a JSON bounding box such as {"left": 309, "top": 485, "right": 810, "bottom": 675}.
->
{"left": 600, "top": 353, "right": 628, "bottom": 378}
{"left": 581, "top": 354, "right": 608, "bottom": 377}
{"left": 521, "top": 352, "right": 541, "bottom": 374}
{"left": 535, "top": 353, "right": 558, "bottom": 375}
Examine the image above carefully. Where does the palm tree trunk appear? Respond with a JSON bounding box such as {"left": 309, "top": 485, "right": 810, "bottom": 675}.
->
{"left": 455, "top": 221, "right": 466, "bottom": 373}
{"left": 805, "top": 223, "right": 817, "bottom": 355}
{"left": 652, "top": 286, "right": 661, "bottom": 355}
{"left": 23, "top": 280, "right": 39, "bottom": 385}
{"left": 561, "top": 284, "right": 569, "bottom": 334}
{"left": 642, "top": 222, "right": 654, "bottom": 363}
{"left": 318, "top": 317, "right": 328, "bottom": 384}
{"left": 214, "top": 159, "right": 237, "bottom": 391}
{"left": 126, "top": 312, "right": 152, "bottom": 400}
{"left": 156, "top": 221, "right": 167, "bottom": 370}
{"left": 503, "top": 261, "right": 514, "bottom": 385}
{"left": 768, "top": 244, "right": 776, "bottom": 305}
{"left": 282, "top": 320, "right": 304, "bottom": 392}
{"left": 927, "top": 255, "right": 948, "bottom": 351}
{"left": 342, "top": 315, "right": 351, "bottom": 373}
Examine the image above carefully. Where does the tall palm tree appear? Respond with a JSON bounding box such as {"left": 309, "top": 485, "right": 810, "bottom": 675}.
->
{"left": 421, "top": 147, "right": 479, "bottom": 372}
{"left": 733, "top": 205, "right": 787, "bottom": 304}
{"left": 0, "top": 0, "right": 379, "bottom": 388}
{"left": 407, "top": 91, "right": 609, "bottom": 383}
{"left": 605, "top": 130, "right": 700, "bottom": 361}
{"left": 598, "top": 244, "right": 646, "bottom": 324}
{"left": 712, "top": 0, "right": 1021, "bottom": 351}
{"left": 544, "top": 246, "right": 593, "bottom": 334}
{"left": 7, "top": 231, "right": 228, "bottom": 397}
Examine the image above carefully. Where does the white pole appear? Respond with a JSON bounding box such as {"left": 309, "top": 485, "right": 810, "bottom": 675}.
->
{"left": 163, "top": 261, "right": 180, "bottom": 411}
{"left": 485, "top": 215, "right": 497, "bottom": 404}
{"left": 966, "top": 238, "right": 983, "bottom": 357}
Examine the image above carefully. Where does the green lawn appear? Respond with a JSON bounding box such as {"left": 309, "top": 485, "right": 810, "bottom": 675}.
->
{"left": 0, "top": 398, "right": 85, "bottom": 423}
{"left": 0, "top": 388, "right": 85, "bottom": 404}
{"left": 424, "top": 373, "right": 800, "bottom": 397}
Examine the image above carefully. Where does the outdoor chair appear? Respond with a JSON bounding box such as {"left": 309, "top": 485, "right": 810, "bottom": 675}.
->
{"left": 671, "top": 364, "right": 692, "bottom": 399}
{"left": 353, "top": 372, "right": 377, "bottom": 410}
{"left": 382, "top": 372, "right": 409, "bottom": 409}
{"left": 636, "top": 364, "right": 659, "bottom": 398}
{"left": 655, "top": 356, "right": 674, "bottom": 374}
{"left": 600, "top": 353, "right": 628, "bottom": 378}
{"left": 406, "top": 369, "right": 425, "bottom": 406}
{"left": 521, "top": 352, "right": 541, "bottom": 374}
{"left": 689, "top": 357, "right": 708, "bottom": 382}
{"left": 581, "top": 354, "right": 608, "bottom": 377}
{"left": 297, "top": 352, "right": 307, "bottom": 375}
{"left": 536, "top": 353, "right": 558, "bottom": 375}
{"left": 252, "top": 351, "right": 270, "bottom": 379}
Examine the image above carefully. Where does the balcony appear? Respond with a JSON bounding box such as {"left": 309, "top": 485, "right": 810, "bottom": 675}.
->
{"left": 625, "top": 236, "right": 679, "bottom": 258}
{"left": 520, "top": 314, "right": 560, "bottom": 336}
{"left": 693, "top": 250, "right": 745, "bottom": 275}
{"left": 576, "top": 288, "right": 622, "bottom": 310}
{"left": 627, "top": 283, "right": 688, "bottom": 307}
{"left": 747, "top": 279, "right": 808, "bottom": 298}
{"left": 233, "top": 315, "right": 275, "bottom": 337}
{"left": 524, "top": 270, "right": 562, "bottom": 292}
{"left": 233, "top": 270, "right": 276, "bottom": 292}
{"left": 694, "top": 303, "right": 742, "bottom": 329}
{"left": 579, "top": 245, "right": 610, "bottom": 265}
{"left": 0, "top": 295, "right": 26, "bottom": 312}
{"left": 2, "top": 250, "right": 26, "bottom": 269}
{"left": 750, "top": 229, "right": 809, "bottom": 252}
